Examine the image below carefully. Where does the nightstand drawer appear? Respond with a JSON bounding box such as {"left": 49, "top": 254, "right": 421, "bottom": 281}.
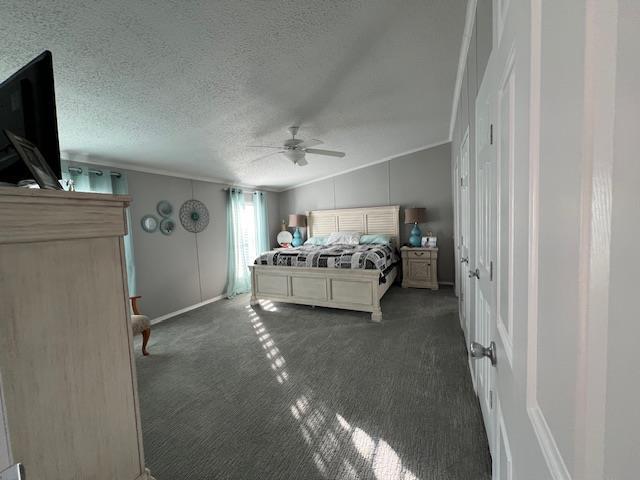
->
{"left": 406, "top": 250, "right": 431, "bottom": 259}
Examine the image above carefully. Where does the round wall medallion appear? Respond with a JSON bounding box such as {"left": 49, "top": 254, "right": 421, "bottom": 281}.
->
{"left": 141, "top": 214, "right": 159, "bottom": 233}
{"left": 179, "top": 199, "right": 210, "bottom": 233}
{"left": 157, "top": 200, "right": 173, "bottom": 217}
{"left": 159, "top": 218, "right": 176, "bottom": 235}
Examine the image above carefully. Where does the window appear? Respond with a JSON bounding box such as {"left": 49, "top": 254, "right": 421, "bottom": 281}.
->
{"left": 240, "top": 198, "right": 257, "bottom": 269}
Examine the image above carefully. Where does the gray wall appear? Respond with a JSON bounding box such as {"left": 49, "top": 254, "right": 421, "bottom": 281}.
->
{"left": 126, "top": 171, "right": 279, "bottom": 318}
{"left": 68, "top": 163, "right": 279, "bottom": 319}
{"left": 278, "top": 143, "right": 454, "bottom": 283}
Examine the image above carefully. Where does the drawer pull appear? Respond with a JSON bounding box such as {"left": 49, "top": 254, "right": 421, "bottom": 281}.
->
{"left": 414, "top": 252, "right": 424, "bottom": 256}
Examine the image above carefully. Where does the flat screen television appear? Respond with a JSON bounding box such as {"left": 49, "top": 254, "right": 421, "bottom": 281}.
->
{"left": 0, "top": 50, "right": 61, "bottom": 185}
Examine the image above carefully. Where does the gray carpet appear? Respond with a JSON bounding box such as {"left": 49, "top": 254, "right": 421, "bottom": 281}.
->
{"left": 135, "top": 286, "right": 491, "bottom": 480}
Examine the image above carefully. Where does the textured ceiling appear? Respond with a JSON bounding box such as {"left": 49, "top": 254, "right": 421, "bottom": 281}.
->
{"left": 0, "top": 0, "right": 466, "bottom": 189}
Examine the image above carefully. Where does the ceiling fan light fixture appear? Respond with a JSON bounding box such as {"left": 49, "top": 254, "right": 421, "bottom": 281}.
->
{"left": 282, "top": 149, "right": 306, "bottom": 164}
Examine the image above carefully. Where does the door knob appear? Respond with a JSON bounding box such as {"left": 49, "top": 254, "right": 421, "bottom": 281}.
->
{"left": 470, "top": 341, "right": 497, "bottom": 366}
{"left": 460, "top": 257, "right": 469, "bottom": 264}
{"left": 469, "top": 268, "right": 480, "bottom": 279}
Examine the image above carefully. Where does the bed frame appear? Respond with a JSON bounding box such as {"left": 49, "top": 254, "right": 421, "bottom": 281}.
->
{"left": 249, "top": 205, "right": 400, "bottom": 322}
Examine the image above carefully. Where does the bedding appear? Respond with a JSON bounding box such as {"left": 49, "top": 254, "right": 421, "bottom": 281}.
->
{"left": 326, "top": 231, "right": 361, "bottom": 245}
{"left": 304, "top": 235, "right": 329, "bottom": 246}
{"left": 359, "top": 234, "right": 392, "bottom": 245}
{"left": 254, "top": 243, "right": 399, "bottom": 283}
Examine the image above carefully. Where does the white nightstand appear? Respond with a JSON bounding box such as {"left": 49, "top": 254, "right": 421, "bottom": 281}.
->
{"left": 400, "top": 246, "right": 439, "bottom": 290}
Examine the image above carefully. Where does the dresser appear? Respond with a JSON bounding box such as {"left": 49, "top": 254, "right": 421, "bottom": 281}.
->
{"left": 400, "top": 246, "right": 439, "bottom": 290}
{"left": 0, "top": 188, "right": 153, "bottom": 479}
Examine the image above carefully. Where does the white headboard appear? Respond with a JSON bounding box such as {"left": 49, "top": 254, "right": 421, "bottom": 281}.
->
{"left": 306, "top": 205, "right": 400, "bottom": 244}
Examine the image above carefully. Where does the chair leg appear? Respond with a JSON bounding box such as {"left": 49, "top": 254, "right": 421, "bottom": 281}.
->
{"left": 141, "top": 328, "right": 151, "bottom": 356}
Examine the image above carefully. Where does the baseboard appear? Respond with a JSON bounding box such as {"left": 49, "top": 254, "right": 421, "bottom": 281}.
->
{"left": 150, "top": 294, "right": 225, "bottom": 325}
{"left": 439, "top": 281, "right": 454, "bottom": 286}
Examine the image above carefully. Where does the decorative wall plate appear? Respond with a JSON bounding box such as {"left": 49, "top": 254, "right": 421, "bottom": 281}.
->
{"left": 277, "top": 230, "right": 293, "bottom": 246}
{"left": 141, "top": 214, "right": 159, "bottom": 233}
{"left": 157, "top": 200, "right": 173, "bottom": 217}
{"left": 179, "top": 199, "right": 210, "bottom": 233}
{"left": 159, "top": 218, "right": 176, "bottom": 236}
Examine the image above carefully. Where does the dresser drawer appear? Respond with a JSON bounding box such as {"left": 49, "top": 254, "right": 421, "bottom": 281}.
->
{"left": 406, "top": 250, "right": 431, "bottom": 260}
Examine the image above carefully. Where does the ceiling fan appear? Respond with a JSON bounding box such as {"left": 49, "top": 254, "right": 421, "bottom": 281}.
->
{"left": 249, "top": 126, "right": 346, "bottom": 166}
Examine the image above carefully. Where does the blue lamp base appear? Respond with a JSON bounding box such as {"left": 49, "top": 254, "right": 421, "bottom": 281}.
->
{"left": 409, "top": 223, "right": 422, "bottom": 247}
{"left": 291, "top": 227, "right": 303, "bottom": 247}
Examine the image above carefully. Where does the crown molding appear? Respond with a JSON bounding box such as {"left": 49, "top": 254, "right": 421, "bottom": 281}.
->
{"left": 448, "top": 0, "right": 478, "bottom": 141}
{"left": 61, "top": 152, "right": 280, "bottom": 192}
{"left": 279, "top": 139, "right": 450, "bottom": 192}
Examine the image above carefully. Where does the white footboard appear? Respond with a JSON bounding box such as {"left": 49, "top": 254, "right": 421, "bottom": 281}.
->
{"left": 249, "top": 265, "right": 397, "bottom": 322}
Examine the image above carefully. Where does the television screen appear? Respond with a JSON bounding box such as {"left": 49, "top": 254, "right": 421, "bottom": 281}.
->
{"left": 0, "top": 50, "right": 61, "bottom": 185}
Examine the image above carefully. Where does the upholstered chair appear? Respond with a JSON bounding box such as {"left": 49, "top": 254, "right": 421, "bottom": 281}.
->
{"left": 130, "top": 295, "right": 151, "bottom": 355}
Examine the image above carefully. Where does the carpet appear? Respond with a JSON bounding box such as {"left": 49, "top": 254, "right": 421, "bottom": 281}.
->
{"left": 135, "top": 286, "right": 491, "bottom": 480}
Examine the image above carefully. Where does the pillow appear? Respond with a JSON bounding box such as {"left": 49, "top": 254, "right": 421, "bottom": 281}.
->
{"left": 359, "top": 234, "right": 392, "bottom": 246}
{"left": 304, "top": 235, "right": 328, "bottom": 246}
{"left": 326, "top": 231, "right": 361, "bottom": 245}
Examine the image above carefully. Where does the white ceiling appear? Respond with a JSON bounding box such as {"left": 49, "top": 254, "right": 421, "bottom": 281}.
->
{"left": 0, "top": 0, "right": 466, "bottom": 190}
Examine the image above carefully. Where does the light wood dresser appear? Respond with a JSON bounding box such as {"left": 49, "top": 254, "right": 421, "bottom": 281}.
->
{"left": 0, "top": 188, "right": 154, "bottom": 479}
{"left": 400, "top": 246, "right": 439, "bottom": 290}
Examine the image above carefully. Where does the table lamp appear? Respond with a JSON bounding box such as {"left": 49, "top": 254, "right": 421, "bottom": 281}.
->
{"left": 288, "top": 214, "right": 307, "bottom": 247}
{"left": 404, "top": 207, "right": 426, "bottom": 247}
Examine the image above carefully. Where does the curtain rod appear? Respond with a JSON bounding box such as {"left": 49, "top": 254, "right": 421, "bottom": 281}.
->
{"left": 222, "top": 187, "right": 264, "bottom": 194}
{"left": 67, "top": 166, "right": 121, "bottom": 178}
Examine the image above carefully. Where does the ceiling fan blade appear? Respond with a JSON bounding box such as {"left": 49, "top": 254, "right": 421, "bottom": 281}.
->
{"left": 248, "top": 145, "right": 283, "bottom": 149}
{"left": 304, "top": 148, "right": 346, "bottom": 158}
{"left": 251, "top": 151, "right": 284, "bottom": 163}
{"left": 295, "top": 156, "right": 309, "bottom": 166}
{"left": 298, "top": 139, "right": 323, "bottom": 148}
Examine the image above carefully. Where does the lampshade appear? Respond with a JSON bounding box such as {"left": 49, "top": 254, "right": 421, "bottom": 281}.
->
{"left": 404, "top": 207, "right": 426, "bottom": 224}
{"left": 288, "top": 214, "right": 307, "bottom": 227}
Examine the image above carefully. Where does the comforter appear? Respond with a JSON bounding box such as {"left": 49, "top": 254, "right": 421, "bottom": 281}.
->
{"left": 253, "top": 244, "right": 399, "bottom": 283}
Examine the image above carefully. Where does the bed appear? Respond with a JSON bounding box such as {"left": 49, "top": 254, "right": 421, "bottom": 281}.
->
{"left": 248, "top": 205, "right": 400, "bottom": 322}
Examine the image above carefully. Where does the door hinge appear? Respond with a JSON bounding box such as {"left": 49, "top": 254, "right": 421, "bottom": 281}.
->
{"left": 460, "top": 177, "right": 464, "bottom": 187}
{"left": 490, "top": 260, "right": 493, "bottom": 281}
{"left": 489, "top": 390, "right": 494, "bottom": 409}
{"left": 490, "top": 124, "right": 494, "bottom": 145}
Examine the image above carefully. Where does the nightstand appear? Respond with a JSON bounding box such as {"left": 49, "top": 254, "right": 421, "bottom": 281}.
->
{"left": 400, "top": 246, "right": 438, "bottom": 290}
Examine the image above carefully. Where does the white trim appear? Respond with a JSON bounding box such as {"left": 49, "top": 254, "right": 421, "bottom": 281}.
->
{"left": 496, "top": 398, "right": 513, "bottom": 480}
{"left": 528, "top": 406, "right": 571, "bottom": 480}
{"left": 438, "top": 281, "right": 454, "bottom": 286}
{"left": 448, "top": 0, "right": 479, "bottom": 140}
{"left": 61, "top": 153, "right": 280, "bottom": 192}
{"left": 64, "top": 140, "right": 453, "bottom": 194}
{"left": 150, "top": 294, "right": 225, "bottom": 326}
{"left": 280, "top": 140, "right": 450, "bottom": 192}
{"left": 573, "top": 1, "right": 618, "bottom": 478}
{"left": 525, "top": 2, "right": 570, "bottom": 479}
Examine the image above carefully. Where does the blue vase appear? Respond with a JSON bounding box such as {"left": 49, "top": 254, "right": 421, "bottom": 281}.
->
{"left": 292, "top": 227, "right": 303, "bottom": 247}
{"left": 409, "top": 223, "right": 422, "bottom": 247}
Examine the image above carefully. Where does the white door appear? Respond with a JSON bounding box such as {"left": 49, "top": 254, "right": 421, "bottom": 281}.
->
{"left": 459, "top": 130, "right": 472, "bottom": 340}
{"left": 473, "top": 74, "right": 497, "bottom": 455}
{"left": 464, "top": 0, "right": 623, "bottom": 478}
